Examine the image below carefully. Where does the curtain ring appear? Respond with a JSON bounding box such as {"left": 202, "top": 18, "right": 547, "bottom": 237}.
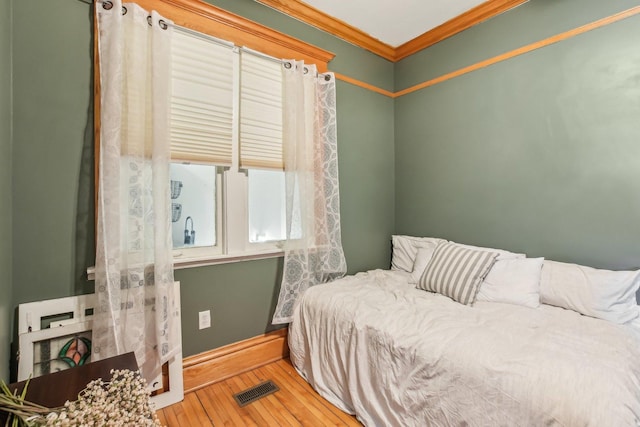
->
{"left": 102, "top": 1, "right": 113, "bottom": 10}
{"left": 283, "top": 62, "right": 292, "bottom": 69}
{"left": 121, "top": 5, "right": 127, "bottom": 15}
{"left": 303, "top": 67, "right": 309, "bottom": 74}
{"left": 324, "top": 74, "right": 331, "bottom": 81}
{"left": 147, "top": 15, "right": 153, "bottom": 26}
{"left": 159, "top": 19, "right": 168, "bottom": 30}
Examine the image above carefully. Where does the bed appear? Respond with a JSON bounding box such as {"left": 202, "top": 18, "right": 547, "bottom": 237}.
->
{"left": 288, "top": 237, "right": 640, "bottom": 426}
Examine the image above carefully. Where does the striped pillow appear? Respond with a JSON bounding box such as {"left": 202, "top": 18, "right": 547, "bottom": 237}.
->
{"left": 417, "top": 242, "right": 499, "bottom": 305}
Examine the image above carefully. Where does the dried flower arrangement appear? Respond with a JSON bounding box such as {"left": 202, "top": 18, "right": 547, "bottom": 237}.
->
{"left": 1, "top": 369, "right": 161, "bottom": 427}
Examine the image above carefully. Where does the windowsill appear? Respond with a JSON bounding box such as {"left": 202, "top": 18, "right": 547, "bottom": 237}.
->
{"left": 86, "top": 249, "right": 284, "bottom": 281}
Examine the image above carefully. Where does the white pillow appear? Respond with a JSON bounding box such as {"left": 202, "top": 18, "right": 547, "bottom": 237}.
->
{"left": 540, "top": 260, "right": 640, "bottom": 324}
{"left": 409, "top": 245, "right": 439, "bottom": 284}
{"left": 455, "top": 242, "right": 525, "bottom": 261}
{"left": 391, "top": 235, "right": 447, "bottom": 273}
{"left": 476, "top": 257, "right": 544, "bottom": 308}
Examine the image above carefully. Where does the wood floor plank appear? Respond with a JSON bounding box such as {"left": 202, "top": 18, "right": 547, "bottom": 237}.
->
{"left": 268, "top": 361, "right": 346, "bottom": 425}
{"left": 200, "top": 381, "right": 250, "bottom": 427}
{"left": 234, "top": 371, "right": 297, "bottom": 427}
{"left": 261, "top": 362, "right": 348, "bottom": 426}
{"left": 196, "top": 386, "right": 233, "bottom": 427}
{"left": 226, "top": 375, "right": 274, "bottom": 425}
{"left": 158, "top": 358, "right": 361, "bottom": 426}
{"left": 253, "top": 365, "right": 328, "bottom": 427}
{"left": 275, "top": 358, "right": 315, "bottom": 390}
{"left": 163, "top": 399, "right": 186, "bottom": 426}
{"left": 159, "top": 403, "right": 180, "bottom": 427}
{"left": 188, "top": 392, "right": 215, "bottom": 426}
{"left": 219, "top": 379, "right": 259, "bottom": 427}
{"left": 211, "top": 380, "right": 251, "bottom": 427}
{"left": 245, "top": 370, "right": 301, "bottom": 427}
{"left": 164, "top": 398, "right": 186, "bottom": 425}
{"left": 155, "top": 407, "right": 168, "bottom": 426}
{"left": 275, "top": 359, "right": 362, "bottom": 426}
{"left": 169, "top": 392, "right": 213, "bottom": 427}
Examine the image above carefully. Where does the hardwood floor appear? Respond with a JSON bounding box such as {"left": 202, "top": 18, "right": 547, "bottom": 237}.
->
{"left": 157, "top": 358, "right": 362, "bottom": 426}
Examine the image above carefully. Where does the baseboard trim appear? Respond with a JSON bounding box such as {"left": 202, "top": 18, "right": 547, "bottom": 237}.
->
{"left": 182, "top": 329, "right": 289, "bottom": 393}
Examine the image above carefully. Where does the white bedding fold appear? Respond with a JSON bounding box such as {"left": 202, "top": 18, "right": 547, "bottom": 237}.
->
{"left": 289, "top": 269, "right": 640, "bottom": 426}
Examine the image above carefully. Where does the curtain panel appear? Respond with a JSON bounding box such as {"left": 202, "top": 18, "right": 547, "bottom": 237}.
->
{"left": 95, "top": 0, "right": 180, "bottom": 381}
{"left": 272, "top": 61, "right": 347, "bottom": 324}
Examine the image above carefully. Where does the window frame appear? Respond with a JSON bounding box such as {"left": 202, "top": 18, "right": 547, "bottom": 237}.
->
{"left": 169, "top": 45, "right": 286, "bottom": 261}
{"left": 170, "top": 163, "right": 223, "bottom": 257}
{"left": 93, "top": 0, "right": 334, "bottom": 270}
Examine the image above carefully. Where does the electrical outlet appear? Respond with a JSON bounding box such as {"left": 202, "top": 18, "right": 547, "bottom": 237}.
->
{"left": 198, "top": 310, "right": 211, "bottom": 330}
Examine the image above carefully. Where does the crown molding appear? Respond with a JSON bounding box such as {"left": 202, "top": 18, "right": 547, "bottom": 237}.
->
{"left": 395, "top": 0, "right": 528, "bottom": 61}
{"left": 393, "top": 4, "right": 640, "bottom": 97}
{"left": 255, "top": 0, "right": 396, "bottom": 61}
{"left": 255, "top": 0, "right": 528, "bottom": 62}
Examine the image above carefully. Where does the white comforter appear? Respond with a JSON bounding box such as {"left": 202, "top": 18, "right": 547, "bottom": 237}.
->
{"left": 288, "top": 269, "right": 640, "bottom": 426}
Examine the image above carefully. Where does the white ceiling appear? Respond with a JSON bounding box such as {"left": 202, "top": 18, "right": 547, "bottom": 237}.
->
{"left": 302, "top": 0, "right": 488, "bottom": 47}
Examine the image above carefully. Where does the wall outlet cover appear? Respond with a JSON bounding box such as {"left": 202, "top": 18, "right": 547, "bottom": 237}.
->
{"left": 198, "top": 310, "right": 211, "bottom": 330}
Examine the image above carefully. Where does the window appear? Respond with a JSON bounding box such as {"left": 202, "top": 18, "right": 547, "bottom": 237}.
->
{"left": 169, "top": 163, "right": 219, "bottom": 250}
{"left": 169, "top": 28, "right": 287, "bottom": 263}
{"left": 248, "top": 169, "right": 286, "bottom": 243}
{"left": 90, "top": 0, "right": 334, "bottom": 276}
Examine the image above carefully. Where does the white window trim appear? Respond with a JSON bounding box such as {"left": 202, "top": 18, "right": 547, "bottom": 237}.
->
{"left": 174, "top": 248, "right": 284, "bottom": 269}
{"left": 86, "top": 248, "right": 284, "bottom": 281}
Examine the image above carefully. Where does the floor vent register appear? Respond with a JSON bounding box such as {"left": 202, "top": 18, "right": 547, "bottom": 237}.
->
{"left": 233, "top": 380, "right": 279, "bottom": 407}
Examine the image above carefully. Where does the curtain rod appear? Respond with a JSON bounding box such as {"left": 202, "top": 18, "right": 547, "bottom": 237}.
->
{"left": 94, "top": 0, "right": 332, "bottom": 79}
{"left": 240, "top": 46, "right": 285, "bottom": 66}
{"left": 241, "top": 46, "right": 332, "bottom": 80}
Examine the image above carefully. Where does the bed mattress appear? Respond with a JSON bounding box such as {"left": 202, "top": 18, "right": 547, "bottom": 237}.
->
{"left": 288, "top": 269, "right": 640, "bottom": 426}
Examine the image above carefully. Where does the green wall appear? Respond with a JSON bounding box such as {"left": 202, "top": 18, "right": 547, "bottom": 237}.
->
{"left": 8, "top": 0, "right": 394, "bottom": 360}
{"left": 12, "top": 0, "right": 95, "bottom": 307}
{"left": 394, "top": 0, "right": 640, "bottom": 270}
{"left": 0, "top": 0, "right": 13, "bottom": 383}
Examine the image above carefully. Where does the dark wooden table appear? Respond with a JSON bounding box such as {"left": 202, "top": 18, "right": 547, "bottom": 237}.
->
{"left": 5, "top": 352, "right": 138, "bottom": 409}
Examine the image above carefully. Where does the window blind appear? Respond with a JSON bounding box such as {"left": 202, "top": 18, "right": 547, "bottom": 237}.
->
{"left": 239, "top": 53, "right": 284, "bottom": 170}
{"left": 170, "top": 30, "right": 235, "bottom": 165}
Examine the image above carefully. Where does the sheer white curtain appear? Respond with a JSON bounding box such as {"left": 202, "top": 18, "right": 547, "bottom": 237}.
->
{"left": 272, "top": 61, "right": 347, "bottom": 324}
{"left": 95, "top": 0, "right": 180, "bottom": 381}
